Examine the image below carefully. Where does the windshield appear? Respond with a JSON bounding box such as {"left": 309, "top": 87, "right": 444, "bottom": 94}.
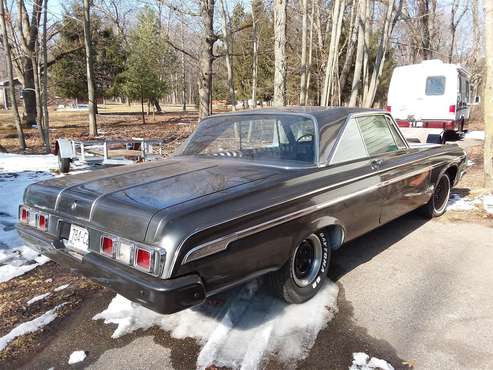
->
{"left": 177, "top": 114, "right": 317, "bottom": 165}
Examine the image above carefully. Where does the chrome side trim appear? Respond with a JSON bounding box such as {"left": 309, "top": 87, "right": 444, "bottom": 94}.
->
{"left": 180, "top": 161, "right": 445, "bottom": 266}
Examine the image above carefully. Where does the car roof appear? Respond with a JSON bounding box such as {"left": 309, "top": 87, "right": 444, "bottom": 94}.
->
{"left": 207, "top": 106, "right": 384, "bottom": 129}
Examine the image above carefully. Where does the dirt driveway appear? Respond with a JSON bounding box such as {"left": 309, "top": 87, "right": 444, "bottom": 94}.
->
{"left": 8, "top": 213, "right": 493, "bottom": 370}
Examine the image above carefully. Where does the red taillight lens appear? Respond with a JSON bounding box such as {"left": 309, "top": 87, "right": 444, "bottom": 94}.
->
{"left": 101, "top": 237, "right": 114, "bottom": 256}
{"left": 38, "top": 214, "right": 47, "bottom": 231}
{"left": 386, "top": 105, "right": 391, "bottom": 112}
{"left": 136, "top": 248, "right": 151, "bottom": 270}
{"left": 20, "top": 208, "right": 28, "bottom": 223}
{"left": 449, "top": 104, "right": 456, "bottom": 113}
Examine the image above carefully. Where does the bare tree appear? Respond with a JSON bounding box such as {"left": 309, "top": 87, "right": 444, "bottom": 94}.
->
{"left": 83, "top": 0, "right": 97, "bottom": 136}
{"left": 363, "top": 0, "right": 402, "bottom": 107}
{"left": 16, "top": 0, "right": 42, "bottom": 127}
{"left": 273, "top": 0, "right": 287, "bottom": 107}
{"left": 349, "top": 0, "right": 368, "bottom": 106}
{"left": 41, "top": 0, "right": 49, "bottom": 148}
{"left": 485, "top": 0, "right": 493, "bottom": 188}
{"left": 180, "top": 18, "right": 187, "bottom": 111}
{"left": 198, "top": 0, "right": 216, "bottom": 119}
{"left": 339, "top": 0, "right": 359, "bottom": 101}
{"left": 304, "top": 0, "right": 315, "bottom": 105}
{"left": 299, "top": 0, "right": 308, "bottom": 105}
{"left": 321, "top": 0, "right": 345, "bottom": 106}
{"left": 219, "top": 0, "right": 236, "bottom": 110}
{"left": 448, "top": 0, "right": 467, "bottom": 63}
{"left": 0, "top": 0, "right": 25, "bottom": 149}
{"left": 251, "top": 0, "right": 258, "bottom": 108}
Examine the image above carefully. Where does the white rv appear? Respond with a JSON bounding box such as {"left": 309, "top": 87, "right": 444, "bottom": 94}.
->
{"left": 387, "top": 60, "right": 477, "bottom": 143}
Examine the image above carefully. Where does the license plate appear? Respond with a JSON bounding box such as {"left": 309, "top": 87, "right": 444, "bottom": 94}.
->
{"left": 67, "top": 225, "right": 89, "bottom": 252}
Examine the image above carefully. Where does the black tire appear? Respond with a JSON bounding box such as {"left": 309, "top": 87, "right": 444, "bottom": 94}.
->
{"left": 419, "top": 173, "right": 451, "bottom": 218}
{"left": 268, "top": 231, "right": 331, "bottom": 304}
{"left": 58, "top": 152, "right": 71, "bottom": 173}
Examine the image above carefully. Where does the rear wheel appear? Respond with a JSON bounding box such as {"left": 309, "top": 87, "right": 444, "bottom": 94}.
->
{"left": 420, "top": 173, "right": 451, "bottom": 218}
{"left": 268, "top": 231, "right": 330, "bottom": 304}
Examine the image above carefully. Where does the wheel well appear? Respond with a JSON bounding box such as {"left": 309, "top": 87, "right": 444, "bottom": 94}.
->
{"left": 321, "top": 224, "right": 345, "bottom": 251}
{"left": 445, "top": 166, "right": 458, "bottom": 185}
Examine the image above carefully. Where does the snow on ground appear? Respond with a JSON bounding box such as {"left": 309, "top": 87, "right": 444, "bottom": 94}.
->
{"left": 68, "top": 350, "right": 87, "bottom": 365}
{"left": 464, "top": 131, "right": 485, "bottom": 140}
{"left": 448, "top": 192, "right": 493, "bottom": 214}
{"left": 54, "top": 283, "right": 70, "bottom": 292}
{"left": 0, "top": 154, "right": 58, "bottom": 283}
{"left": 26, "top": 292, "right": 51, "bottom": 306}
{"left": 0, "top": 303, "right": 65, "bottom": 351}
{"left": 94, "top": 280, "right": 339, "bottom": 369}
{"left": 349, "top": 352, "right": 395, "bottom": 370}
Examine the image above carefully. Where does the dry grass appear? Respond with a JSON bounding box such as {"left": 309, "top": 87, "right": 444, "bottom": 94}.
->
{"left": 0, "top": 104, "right": 201, "bottom": 154}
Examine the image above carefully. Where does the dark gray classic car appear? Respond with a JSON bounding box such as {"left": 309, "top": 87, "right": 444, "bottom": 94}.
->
{"left": 17, "top": 107, "right": 467, "bottom": 314}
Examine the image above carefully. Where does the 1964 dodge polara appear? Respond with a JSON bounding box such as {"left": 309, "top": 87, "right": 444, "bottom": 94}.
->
{"left": 17, "top": 107, "right": 467, "bottom": 314}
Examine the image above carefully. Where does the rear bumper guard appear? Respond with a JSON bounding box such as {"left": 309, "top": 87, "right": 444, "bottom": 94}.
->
{"left": 16, "top": 224, "right": 206, "bottom": 314}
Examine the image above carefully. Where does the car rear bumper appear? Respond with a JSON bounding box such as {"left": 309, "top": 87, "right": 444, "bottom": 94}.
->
{"left": 16, "top": 224, "right": 206, "bottom": 314}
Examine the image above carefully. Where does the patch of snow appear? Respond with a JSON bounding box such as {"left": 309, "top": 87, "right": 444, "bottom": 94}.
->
{"left": 467, "top": 159, "right": 475, "bottom": 167}
{"left": 0, "top": 303, "right": 64, "bottom": 351}
{"left": 447, "top": 193, "right": 478, "bottom": 212}
{"left": 483, "top": 194, "right": 493, "bottom": 215}
{"left": 94, "top": 280, "right": 339, "bottom": 369}
{"left": 26, "top": 292, "right": 51, "bottom": 305}
{"left": 349, "top": 352, "right": 394, "bottom": 370}
{"left": 45, "top": 278, "right": 53, "bottom": 283}
{"left": 68, "top": 350, "right": 87, "bottom": 365}
{"left": 0, "top": 154, "right": 55, "bottom": 283}
{"left": 465, "top": 131, "right": 485, "bottom": 140}
{"left": 54, "top": 284, "right": 70, "bottom": 292}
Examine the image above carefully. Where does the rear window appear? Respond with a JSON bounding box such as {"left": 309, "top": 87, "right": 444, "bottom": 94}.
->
{"left": 425, "top": 76, "right": 446, "bottom": 96}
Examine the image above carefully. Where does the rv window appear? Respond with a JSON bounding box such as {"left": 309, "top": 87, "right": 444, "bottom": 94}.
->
{"left": 425, "top": 76, "right": 446, "bottom": 96}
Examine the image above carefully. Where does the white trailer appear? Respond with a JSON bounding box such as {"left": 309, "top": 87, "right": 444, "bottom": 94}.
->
{"left": 387, "top": 59, "right": 479, "bottom": 143}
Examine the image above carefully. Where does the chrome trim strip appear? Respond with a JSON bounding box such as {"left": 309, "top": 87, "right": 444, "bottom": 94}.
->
{"left": 180, "top": 161, "right": 445, "bottom": 266}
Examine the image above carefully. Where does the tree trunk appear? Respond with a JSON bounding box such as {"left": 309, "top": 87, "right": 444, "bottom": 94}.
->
{"left": 339, "top": 0, "right": 359, "bottom": 103}
{"left": 363, "top": 0, "right": 395, "bottom": 108}
{"left": 304, "top": 0, "right": 315, "bottom": 105}
{"left": 198, "top": 0, "right": 215, "bottom": 119}
{"left": 361, "top": 0, "right": 370, "bottom": 104}
{"left": 349, "top": 0, "right": 367, "bottom": 106}
{"left": 1, "top": 0, "right": 25, "bottom": 149}
{"left": 83, "top": 0, "right": 97, "bottom": 136}
{"left": 141, "top": 95, "right": 146, "bottom": 125}
{"left": 273, "top": 0, "right": 287, "bottom": 107}
{"left": 251, "top": 0, "right": 258, "bottom": 108}
{"left": 41, "top": 0, "right": 49, "bottom": 149}
{"left": 299, "top": 0, "right": 308, "bottom": 105}
{"left": 484, "top": 0, "right": 493, "bottom": 188}
{"left": 219, "top": 0, "right": 236, "bottom": 111}
{"left": 181, "top": 19, "right": 187, "bottom": 112}
{"left": 321, "top": 0, "right": 345, "bottom": 106}
{"left": 418, "top": 0, "right": 432, "bottom": 59}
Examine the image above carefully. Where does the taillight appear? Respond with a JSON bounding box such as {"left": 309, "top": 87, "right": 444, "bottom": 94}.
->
{"left": 101, "top": 236, "right": 114, "bottom": 256}
{"left": 386, "top": 105, "right": 392, "bottom": 112}
{"left": 449, "top": 105, "right": 456, "bottom": 113}
{"left": 37, "top": 214, "right": 47, "bottom": 231}
{"left": 20, "top": 208, "right": 28, "bottom": 223}
{"left": 136, "top": 248, "right": 151, "bottom": 271}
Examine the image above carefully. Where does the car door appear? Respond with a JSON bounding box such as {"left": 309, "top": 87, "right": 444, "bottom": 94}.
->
{"left": 327, "top": 117, "right": 382, "bottom": 240}
{"left": 355, "top": 114, "right": 432, "bottom": 225}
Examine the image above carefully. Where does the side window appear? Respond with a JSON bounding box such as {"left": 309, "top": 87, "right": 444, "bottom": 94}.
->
{"left": 331, "top": 118, "right": 368, "bottom": 164}
{"left": 385, "top": 116, "right": 407, "bottom": 149}
{"left": 425, "top": 76, "right": 446, "bottom": 96}
{"left": 357, "top": 115, "right": 399, "bottom": 156}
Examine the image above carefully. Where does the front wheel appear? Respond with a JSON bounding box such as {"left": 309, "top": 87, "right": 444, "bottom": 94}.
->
{"left": 268, "top": 231, "right": 331, "bottom": 304}
{"left": 420, "top": 173, "right": 451, "bottom": 218}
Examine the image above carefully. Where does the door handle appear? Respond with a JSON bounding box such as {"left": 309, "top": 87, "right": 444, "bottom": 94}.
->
{"left": 371, "top": 159, "right": 384, "bottom": 170}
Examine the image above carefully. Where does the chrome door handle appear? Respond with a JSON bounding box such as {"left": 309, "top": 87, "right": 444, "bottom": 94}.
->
{"left": 371, "top": 159, "right": 383, "bottom": 170}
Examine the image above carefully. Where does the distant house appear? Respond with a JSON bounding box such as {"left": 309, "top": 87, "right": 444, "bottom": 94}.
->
{"left": 0, "top": 78, "right": 22, "bottom": 110}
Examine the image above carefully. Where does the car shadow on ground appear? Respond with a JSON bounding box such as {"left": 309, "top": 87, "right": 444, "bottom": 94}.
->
{"left": 330, "top": 211, "right": 429, "bottom": 281}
